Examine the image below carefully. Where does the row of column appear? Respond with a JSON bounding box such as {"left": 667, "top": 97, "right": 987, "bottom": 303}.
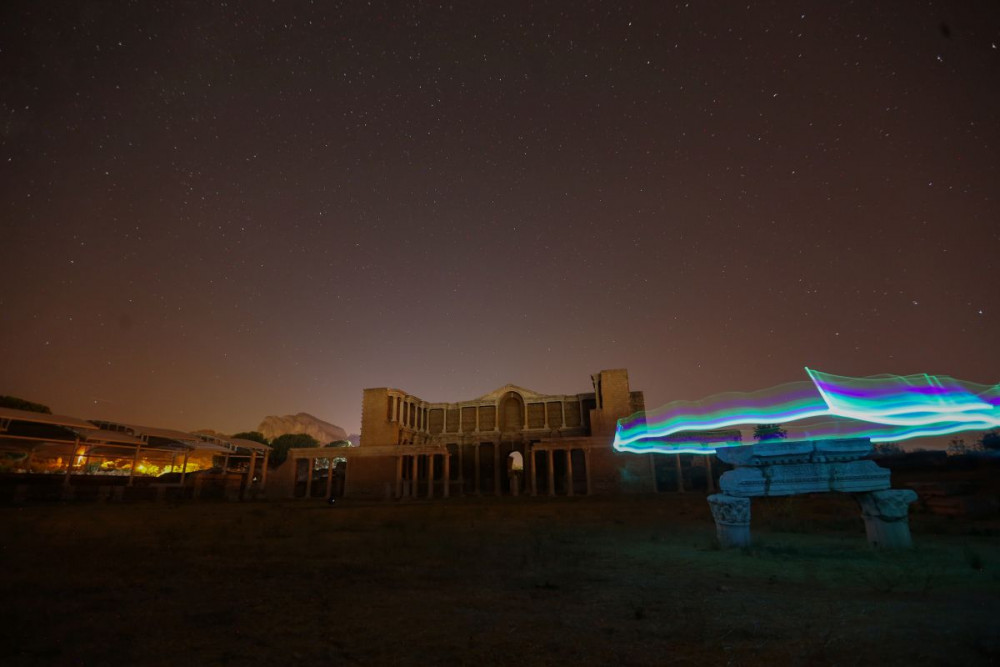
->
{"left": 300, "top": 456, "right": 340, "bottom": 499}
{"left": 442, "top": 401, "right": 578, "bottom": 434}
{"left": 391, "top": 398, "right": 581, "bottom": 435}
{"left": 656, "top": 453, "right": 716, "bottom": 494}
{"left": 529, "top": 448, "right": 592, "bottom": 497}
{"left": 395, "top": 453, "right": 450, "bottom": 499}
{"left": 391, "top": 395, "right": 428, "bottom": 431}
{"left": 389, "top": 447, "right": 593, "bottom": 498}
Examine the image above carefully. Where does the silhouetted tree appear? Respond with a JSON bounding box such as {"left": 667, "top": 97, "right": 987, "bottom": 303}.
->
{"left": 981, "top": 430, "right": 1000, "bottom": 451}
{"left": 752, "top": 424, "right": 787, "bottom": 441}
{"left": 947, "top": 438, "right": 967, "bottom": 456}
{"left": 872, "top": 442, "right": 903, "bottom": 457}
{"left": 0, "top": 395, "right": 51, "bottom": 414}
{"left": 268, "top": 433, "right": 319, "bottom": 467}
{"left": 231, "top": 431, "right": 269, "bottom": 445}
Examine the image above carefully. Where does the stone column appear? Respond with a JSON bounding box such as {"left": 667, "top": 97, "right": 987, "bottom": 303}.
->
{"left": 543, "top": 403, "right": 549, "bottom": 430}
{"left": 457, "top": 443, "right": 464, "bottom": 495}
{"left": 458, "top": 404, "right": 463, "bottom": 434}
{"left": 566, "top": 449, "right": 574, "bottom": 496}
{"left": 411, "top": 455, "right": 419, "bottom": 498}
{"left": 584, "top": 448, "right": 592, "bottom": 495}
{"left": 530, "top": 451, "right": 538, "bottom": 496}
{"left": 475, "top": 405, "right": 480, "bottom": 433}
{"left": 493, "top": 443, "right": 501, "bottom": 496}
{"left": 442, "top": 407, "right": 447, "bottom": 433}
{"left": 395, "top": 455, "right": 403, "bottom": 499}
{"left": 707, "top": 494, "right": 751, "bottom": 548}
{"left": 474, "top": 443, "right": 480, "bottom": 495}
{"left": 392, "top": 395, "right": 398, "bottom": 422}
{"left": 304, "top": 457, "right": 314, "bottom": 498}
{"left": 856, "top": 489, "right": 919, "bottom": 549}
{"left": 561, "top": 401, "right": 566, "bottom": 428}
{"left": 427, "top": 454, "right": 435, "bottom": 498}
{"left": 523, "top": 445, "right": 532, "bottom": 495}
{"left": 547, "top": 449, "right": 555, "bottom": 497}
{"left": 325, "top": 458, "right": 334, "bottom": 499}
{"left": 443, "top": 451, "right": 450, "bottom": 498}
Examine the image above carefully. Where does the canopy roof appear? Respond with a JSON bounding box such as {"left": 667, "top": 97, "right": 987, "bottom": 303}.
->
{"left": 0, "top": 407, "right": 99, "bottom": 432}
{"left": 78, "top": 428, "right": 146, "bottom": 446}
{"left": 228, "top": 437, "right": 272, "bottom": 452}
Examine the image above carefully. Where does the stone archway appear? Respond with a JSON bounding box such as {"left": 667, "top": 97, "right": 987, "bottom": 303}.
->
{"left": 499, "top": 392, "right": 524, "bottom": 433}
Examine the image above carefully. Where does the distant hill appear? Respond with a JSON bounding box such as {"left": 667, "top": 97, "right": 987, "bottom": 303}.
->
{"left": 257, "top": 412, "right": 348, "bottom": 445}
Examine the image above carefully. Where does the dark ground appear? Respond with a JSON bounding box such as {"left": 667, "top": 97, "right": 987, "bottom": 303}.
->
{"left": 1, "top": 488, "right": 998, "bottom": 666}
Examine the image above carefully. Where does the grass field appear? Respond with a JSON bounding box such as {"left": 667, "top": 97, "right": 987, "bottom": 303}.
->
{"left": 2, "top": 493, "right": 998, "bottom": 666}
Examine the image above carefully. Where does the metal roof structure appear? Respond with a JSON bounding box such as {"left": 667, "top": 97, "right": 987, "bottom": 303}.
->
{"left": 0, "top": 407, "right": 100, "bottom": 432}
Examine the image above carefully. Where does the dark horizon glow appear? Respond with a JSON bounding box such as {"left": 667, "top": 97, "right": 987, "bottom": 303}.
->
{"left": 1, "top": 2, "right": 998, "bottom": 436}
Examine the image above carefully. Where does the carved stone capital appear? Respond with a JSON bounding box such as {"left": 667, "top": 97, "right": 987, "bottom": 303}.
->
{"left": 856, "top": 489, "right": 918, "bottom": 522}
{"left": 707, "top": 494, "right": 751, "bottom": 525}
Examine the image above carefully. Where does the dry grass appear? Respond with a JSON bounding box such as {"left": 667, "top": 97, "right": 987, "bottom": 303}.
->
{"left": 1, "top": 493, "right": 998, "bottom": 666}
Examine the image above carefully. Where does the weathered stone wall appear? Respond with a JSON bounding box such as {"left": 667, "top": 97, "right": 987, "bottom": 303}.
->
{"left": 527, "top": 403, "right": 545, "bottom": 429}
{"left": 461, "top": 406, "right": 476, "bottom": 432}
{"left": 428, "top": 408, "right": 444, "bottom": 434}
{"left": 564, "top": 401, "right": 581, "bottom": 427}
{"left": 589, "top": 369, "right": 633, "bottom": 437}
{"left": 345, "top": 457, "right": 396, "bottom": 499}
{"left": 446, "top": 408, "right": 459, "bottom": 432}
{"left": 361, "top": 388, "right": 399, "bottom": 447}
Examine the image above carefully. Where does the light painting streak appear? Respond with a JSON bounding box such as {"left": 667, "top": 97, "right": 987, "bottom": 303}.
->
{"left": 614, "top": 369, "right": 1000, "bottom": 454}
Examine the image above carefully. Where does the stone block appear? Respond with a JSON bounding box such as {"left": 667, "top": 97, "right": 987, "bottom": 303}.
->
{"left": 720, "top": 460, "right": 890, "bottom": 497}
{"left": 715, "top": 438, "right": 872, "bottom": 467}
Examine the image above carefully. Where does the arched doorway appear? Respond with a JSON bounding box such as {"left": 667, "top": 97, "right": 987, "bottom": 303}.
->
{"left": 499, "top": 392, "right": 524, "bottom": 433}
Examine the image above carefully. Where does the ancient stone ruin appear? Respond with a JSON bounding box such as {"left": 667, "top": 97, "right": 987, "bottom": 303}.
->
{"left": 707, "top": 438, "right": 918, "bottom": 549}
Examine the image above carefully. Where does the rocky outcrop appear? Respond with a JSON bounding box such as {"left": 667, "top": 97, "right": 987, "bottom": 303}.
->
{"left": 257, "top": 413, "right": 348, "bottom": 445}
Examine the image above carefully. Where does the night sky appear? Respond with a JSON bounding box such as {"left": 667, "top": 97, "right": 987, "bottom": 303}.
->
{"left": 2, "top": 1, "right": 998, "bottom": 437}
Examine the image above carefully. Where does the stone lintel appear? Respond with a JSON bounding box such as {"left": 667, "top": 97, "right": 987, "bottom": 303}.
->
{"left": 716, "top": 438, "right": 872, "bottom": 467}
{"left": 720, "top": 460, "right": 890, "bottom": 497}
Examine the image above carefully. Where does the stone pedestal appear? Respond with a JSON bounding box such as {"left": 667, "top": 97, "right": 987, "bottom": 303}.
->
{"left": 707, "top": 494, "right": 751, "bottom": 548}
{"left": 856, "top": 489, "right": 919, "bottom": 549}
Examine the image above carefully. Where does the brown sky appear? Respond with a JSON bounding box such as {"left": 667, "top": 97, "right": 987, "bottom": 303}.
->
{"left": 1, "top": 1, "right": 997, "bottom": 435}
